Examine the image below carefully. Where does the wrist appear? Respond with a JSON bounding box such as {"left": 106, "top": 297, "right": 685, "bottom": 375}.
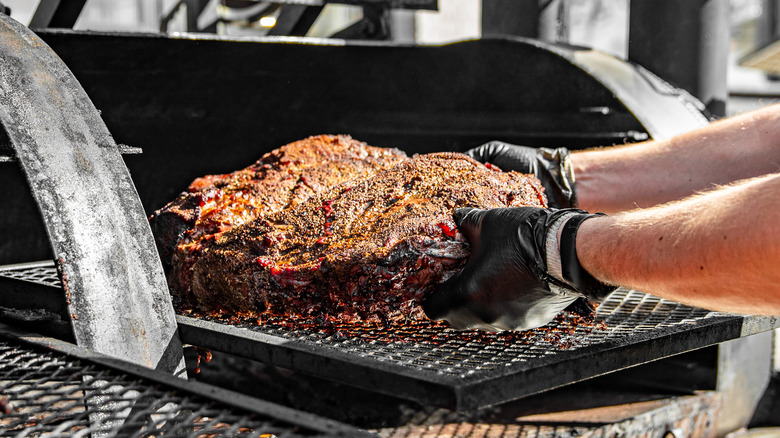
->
{"left": 567, "top": 148, "right": 618, "bottom": 214}
{"left": 544, "top": 211, "right": 579, "bottom": 285}
{"left": 556, "top": 213, "right": 616, "bottom": 300}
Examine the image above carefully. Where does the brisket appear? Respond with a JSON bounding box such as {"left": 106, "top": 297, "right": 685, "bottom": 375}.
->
{"left": 188, "top": 152, "right": 547, "bottom": 323}
{"left": 148, "top": 135, "right": 408, "bottom": 298}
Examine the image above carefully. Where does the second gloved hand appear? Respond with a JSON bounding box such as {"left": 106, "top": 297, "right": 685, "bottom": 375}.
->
{"left": 466, "top": 142, "right": 576, "bottom": 209}
{"left": 422, "top": 207, "right": 616, "bottom": 332}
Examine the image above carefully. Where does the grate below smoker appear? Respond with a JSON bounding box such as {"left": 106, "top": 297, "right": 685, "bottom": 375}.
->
{"left": 0, "top": 325, "right": 370, "bottom": 437}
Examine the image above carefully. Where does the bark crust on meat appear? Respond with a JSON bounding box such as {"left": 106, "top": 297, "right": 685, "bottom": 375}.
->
{"left": 149, "top": 135, "right": 408, "bottom": 300}
{"left": 188, "top": 152, "right": 547, "bottom": 324}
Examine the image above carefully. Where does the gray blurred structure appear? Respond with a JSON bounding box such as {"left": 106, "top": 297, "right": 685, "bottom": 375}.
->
{"left": 483, "top": 0, "right": 729, "bottom": 117}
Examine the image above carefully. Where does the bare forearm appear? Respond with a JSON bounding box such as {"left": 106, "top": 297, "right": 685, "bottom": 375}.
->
{"left": 576, "top": 173, "right": 780, "bottom": 314}
{"left": 572, "top": 104, "right": 780, "bottom": 214}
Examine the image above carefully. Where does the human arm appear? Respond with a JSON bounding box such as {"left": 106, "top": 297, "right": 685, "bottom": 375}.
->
{"left": 572, "top": 104, "right": 780, "bottom": 214}
{"left": 429, "top": 105, "right": 780, "bottom": 330}
{"left": 424, "top": 172, "right": 780, "bottom": 331}
{"left": 468, "top": 104, "right": 780, "bottom": 214}
{"left": 576, "top": 172, "right": 780, "bottom": 314}
{"left": 422, "top": 207, "right": 615, "bottom": 331}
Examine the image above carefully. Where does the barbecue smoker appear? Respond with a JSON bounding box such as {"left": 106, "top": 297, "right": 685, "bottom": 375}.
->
{"left": 0, "top": 8, "right": 778, "bottom": 438}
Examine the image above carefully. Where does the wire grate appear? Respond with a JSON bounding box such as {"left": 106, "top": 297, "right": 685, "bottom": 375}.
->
{"left": 0, "top": 262, "right": 722, "bottom": 369}
{"left": 1, "top": 261, "right": 777, "bottom": 410}
{"left": 188, "top": 288, "right": 719, "bottom": 376}
{"left": 175, "top": 286, "right": 777, "bottom": 409}
{"left": 0, "top": 337, "right": 362, "bottom": 437}
{"left": 381, "top": 422, "right": 592, "bottom": 438}
{"left": 0, "top": 261, "right": 62, "bottom": 288}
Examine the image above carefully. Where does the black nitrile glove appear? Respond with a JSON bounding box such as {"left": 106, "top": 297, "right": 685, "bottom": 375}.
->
{"left": 466, "top": 142, "right": 576, "bottom": 208}
{"left": 422, "top": 207, "right": 616, "bottom": 332}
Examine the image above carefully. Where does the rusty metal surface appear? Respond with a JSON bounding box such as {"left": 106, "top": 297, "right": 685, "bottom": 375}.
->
{"left": 577, "top": 393, "right": 720, "bottom": 438}
{"left": 378, "top": 392, "right": 720, "bottom": 438}
{"left": 0, "top": 13, "right": 183, "bottom": 374}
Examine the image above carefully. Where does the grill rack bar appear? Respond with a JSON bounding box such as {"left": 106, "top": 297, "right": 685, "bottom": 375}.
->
{"left": 1, "top": 261, "right": 778, "bottom": 412}
{"left": 0, "top": 322, "right": 372, "bottom": 437}
{"left": 176, "top": 300, "right": 778, "bottom": 411}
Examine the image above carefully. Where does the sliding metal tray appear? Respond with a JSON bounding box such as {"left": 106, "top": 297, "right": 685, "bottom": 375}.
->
{"left": 177, "top": 293, "right": 778, "bottom": 411}
{"left": 1, "top": 261, "right": 778, "bottom": 412}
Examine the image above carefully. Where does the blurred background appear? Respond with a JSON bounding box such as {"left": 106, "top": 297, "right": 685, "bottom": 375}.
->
{"left": 3, "top": 0, "right": 780, "bottom": 116}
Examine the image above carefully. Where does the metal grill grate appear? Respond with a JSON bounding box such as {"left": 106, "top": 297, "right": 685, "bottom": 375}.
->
{"left": 201, "top": 289, "right": 713, "bottom": 376}
{"left": 178, "top": 290, "right": 778, "bottom": 410}
{"left": 0, "top": 261, "right": 62, "bottom": 288}
{"left": 0, "top": 261, "right": 777, "bottom": 411}
{"left": 0, "top": 328, "right": 370, "bottom": 437}
{"left": 381, "top": 423, "right": 592, "bottom": 438}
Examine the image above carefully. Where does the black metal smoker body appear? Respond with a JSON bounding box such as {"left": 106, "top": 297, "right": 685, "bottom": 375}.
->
{"left": 0, "top": 8, "right": 777, "bottom": 437}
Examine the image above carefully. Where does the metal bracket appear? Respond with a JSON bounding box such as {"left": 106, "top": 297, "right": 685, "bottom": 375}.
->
{"left": 0, "top": 13, "right": 184, "bottom": 375}
{"left": 160, "top": 0, "right": 213, "bottom": 33}
{"left": 331, "top": 4, "right": 390, "bottom": 39}
{"left": 267, "top": 4, "right": 325, "bottom": 37}
{"left": 567, "top": 48, "right": 711, "bottom": 139}
{"left": 716, "top": 332, "right": 775, "bottom": 434}
{"left": 29, "top": 0, "right": 87, "bottom": 29}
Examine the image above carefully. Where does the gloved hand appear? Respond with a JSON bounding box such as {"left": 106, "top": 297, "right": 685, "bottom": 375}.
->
{"left": 422, "top": 207, "right": 616, "bottom": 332}
{"left": 466, "top": 142, "right": 576, "bottom": 209}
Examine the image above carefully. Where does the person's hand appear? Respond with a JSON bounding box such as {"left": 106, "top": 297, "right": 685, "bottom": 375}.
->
{"left": 466, "top": 142, "right": 576, "bottom": 209}
{"left": 422, "top": 207, "right": 616, "bottom": 331}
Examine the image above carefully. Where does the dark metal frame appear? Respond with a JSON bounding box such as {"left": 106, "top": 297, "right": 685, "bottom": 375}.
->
{"left": 2, "top": 263, "right": 776, "bottom": 412}
{"left": 268, "top": 4, "right": 325, "bottom": 37}
{"left": 481, "top": 1, "right": 731, "bottom": 117}
{"left": 0, "top": 13, "right": 184, "bottom": 375}
{"left": 628, "top": 0, "right": 730, "bottom": 117}
{"left": 160, "top": 0, "right": 214, "bottom": 33}
{"left": 174, "top": 296, "right": 779, "bottom": 411}
{"left": 29, "top": 0, "right": 88, "bottom": 29}
{"left": 0, "top": 321, "right": 373, "bottom": 437}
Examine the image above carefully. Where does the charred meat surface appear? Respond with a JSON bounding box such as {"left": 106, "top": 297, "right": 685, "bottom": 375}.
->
{"left": 149, "top": 135, "right": 408, "bottom": 297}
{"left": 189, "top": 152, "right": 547, "bottom": 323}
